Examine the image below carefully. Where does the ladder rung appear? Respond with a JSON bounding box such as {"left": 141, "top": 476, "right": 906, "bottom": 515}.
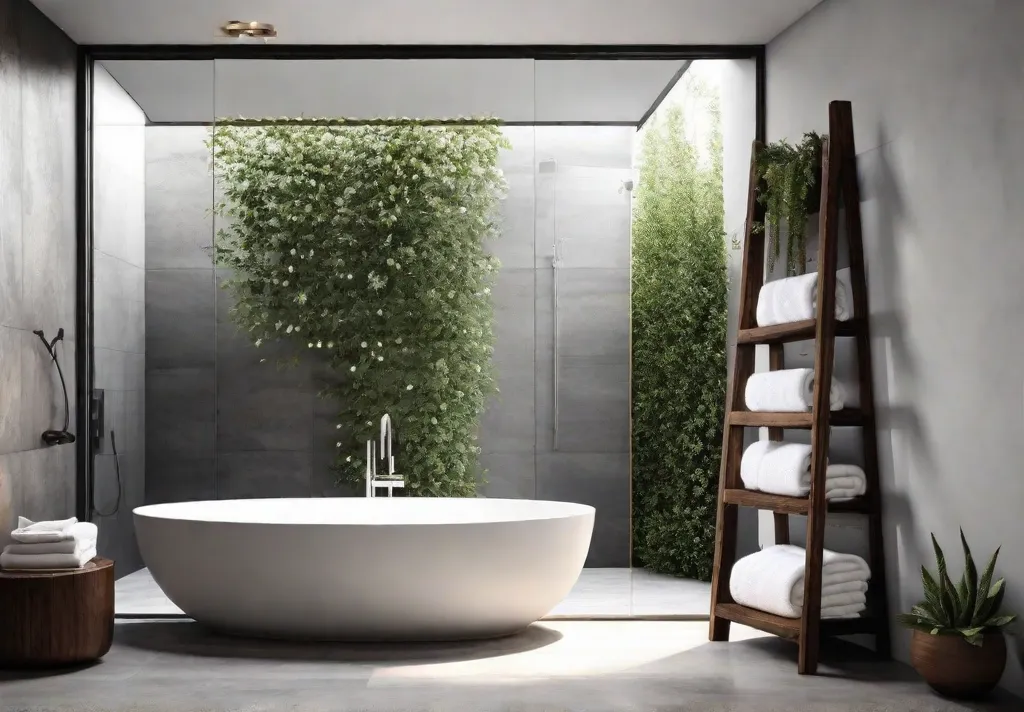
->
{"left": 728, "top": 409, "right": 863, "bottom": 428}
{"left": 714, "top": 602, "right": 877, "bottom": 639}
{"left": 722, "top": 489, "right": 870, "bottom": 514}
{"left": 737, "top": 319, "right": 860, "bottom": 345}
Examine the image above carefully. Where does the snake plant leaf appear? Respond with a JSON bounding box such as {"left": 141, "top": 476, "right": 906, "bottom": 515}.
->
{"left": 931, "top": 534, "right": 960, "bottom": 623}
{"left": 956, "top": 528, "right": 979, "bottom": 627}
{"left": 977, "top": 578, "right": 1006, "bottom": 623}
{"left": 921, "top": 565, "right": 944, "bottom": 614}
{"left": 974, "top": 546, "right": 1000, "bottom": 621}
{"left": 909, "top": 605, "right": 941, "bottom": 626}
{"left": 984, "top": 614, "right": 1017, "bottom": 628}
{"left": 959, "top": 626, "right": 986, "bottom": 646}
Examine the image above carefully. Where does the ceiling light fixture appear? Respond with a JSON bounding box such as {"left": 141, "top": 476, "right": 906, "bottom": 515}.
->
{"left": 221, "top": 20, "right": 277, "bottom": 40}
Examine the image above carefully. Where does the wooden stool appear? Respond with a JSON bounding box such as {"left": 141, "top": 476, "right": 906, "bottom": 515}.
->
{"left": 0, "top": 557, "right": 114, "bottom": 667}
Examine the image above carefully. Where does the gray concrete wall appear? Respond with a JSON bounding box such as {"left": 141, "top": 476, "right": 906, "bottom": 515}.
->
{"left": 480, "top": 126, "right": 634, "bottom": 567}
{"left": 0, "top": 0, "right": 77, "bottom": 544}
{"left": 144, "top": 125, "right": 633, "bottom": 566}
{"left": 767, "top": 0, "right": 1024, "bottom": 693}
{"left": 92, "top": 64, "right": 147, "bottom": 575}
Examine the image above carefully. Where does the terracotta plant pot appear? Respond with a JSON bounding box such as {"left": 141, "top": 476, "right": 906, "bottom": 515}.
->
{"left": 910, "top": 629, "right": 1006, "bottom": 699}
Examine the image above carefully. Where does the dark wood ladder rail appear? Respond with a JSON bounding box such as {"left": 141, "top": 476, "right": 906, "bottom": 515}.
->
{"left": 708, "top": 101, "right": 891, "bottom": 675}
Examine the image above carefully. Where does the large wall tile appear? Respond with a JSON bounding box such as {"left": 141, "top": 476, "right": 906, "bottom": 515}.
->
{"left": 146, "top": 368, "right": 215, "bottom": 458}
{"left": 555, "top": 268, "right": 630, "bottom": 359}
{"left": 145, "top": 456, "right": 215, "bottom": 504}
{"left": 535, "top": 126, "right": 635, "bottom": 169}
{"left": 550, "top": 167, "right": 632, "bottom": 269}
{"left": 536, "top": 452, "right": 630, "bottom": 567}
{"left": 0, "top": 327, "right": 24, "bottom": 454}
{"left": 0, "top": 13, "right": 22, "bottom": 332}
{"left": 555, "top": 356, "right": 630, "bottom": 454}
{"left": 94, "top": 125, "right": 146, "bottom": 268}
{"left": 145, "top": 126, "right": 215, "bottom": 269}
{"left": 479, "top": 451, "right": 536, "bottom": 499}
{"left": 217, "top": 450, "right": 311, "bottom": 500}
{"left": 0, "top": 446, "right": 75, "bottom": 546}
{"left": 480, "top": 361, "right": 535, "bottom": 454}
{"left": 146, "top": 269, "right": 215, "bottom": 369}
{"left": 217, "top": 384, "right": 314, "bottom": 453}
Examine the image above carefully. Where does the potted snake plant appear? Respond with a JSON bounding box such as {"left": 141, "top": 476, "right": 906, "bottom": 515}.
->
{"left": 898, "top": 530, "right": 1016, "bottom": 699}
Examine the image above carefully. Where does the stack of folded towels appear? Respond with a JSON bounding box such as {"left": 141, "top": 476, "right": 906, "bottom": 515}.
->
{"left": 730, "top": 544, "right": 870, "bottom": 619}
{"left": 756, "top": 268, "right": 854, "bottom": 327}
{"left": 741, "top": 440, "right": 866, "bottom": 500}
{"left": 745, "top": 367, "right": 859, "bottom": 413}
{"left": 1, "top": 517, "right": 98, "bottom": 571}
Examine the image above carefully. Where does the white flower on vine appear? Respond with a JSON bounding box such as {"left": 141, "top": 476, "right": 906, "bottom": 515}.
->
{"left": 377, "top": 355, "right": 384, "bottom": 361}
{"left": 475, "top": 364, "right": 481, "bottom": 372}
{"left": 275, "top": 321, "right": 283, "bottom": 330}
{"left": 350, "top": 366, "right": 357, "bottom": 372}
{"left": 376, "top": 309, "right": 383, "bottom": 316}
{"left": 347, "top": 274, "right": 353, "bottom": 280}
{"left": 459, "top": 206, "right": 467, "bottom": 214}
{"left": 282, "top": 280, "right": 289, "bottom": 287}
{"left": 376, "top": 341, "right": 382, "bottom": 347}
{"left": 483, "top": 287, "right": 491, "bottom": 295}
{"left": 386, "top": 258, "right": 395, "bottom": 266}
{"left": 326, "top": 341, "right": 334, "bottom": 348}
{"left": 336, "top": 442, "right": 342, "bottom": 448}
{"left": 447, "top": 290, "right": 455, "bottom": 299}
{"left": 254, "top": 338, "right": 262, "bottom": 347}
{"left": 395, "top": 337, "right": 402, "bottom": 344}
{"left": 431, "top": 417, "right": 438, "bottom": 425}
{"left": 345, "top": 455, "right": 352, "bottom": 462}
{"left": 317, "top": 341, "right": 323, "bottom": 348}
{"left": 361, "top": 341, "right": 367, "bottom": 348}
{"left": 288, "top": 265, "right": 294, "bottom": 273}
{"left": 336, "top": 424, "right": 342, "bottom": 429}
{"left": 406, "top": 384, "right": 414, "bottom": 390}
{"left": 286, "top": 325, "right": 294, "bottom": 334}
{"left": 308, "top": 342, "right": 314, "bottom": 348}
{"left": 290, "top": 248, "right": 297, "bottom": 255}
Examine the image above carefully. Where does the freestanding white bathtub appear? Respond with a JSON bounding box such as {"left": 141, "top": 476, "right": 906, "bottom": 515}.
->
{"left": 134, "top": 497, "right": 594, "bottom": 641}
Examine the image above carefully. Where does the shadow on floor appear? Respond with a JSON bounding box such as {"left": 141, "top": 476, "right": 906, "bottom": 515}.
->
{"left": 112, "top": 619, "right": 564, "bottom": 665}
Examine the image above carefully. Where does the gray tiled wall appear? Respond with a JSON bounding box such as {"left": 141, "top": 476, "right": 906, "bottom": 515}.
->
{"left": 0, "top": 0, "right": 78, "bottom": 546}
{"left": 92, "top": 64, "right": 147, "bottom": 576}
{"left": 143, "top": 125, "right": 633, "bottom": 567}
{"left": 479, "top": 126, "right": 634, "bottom": 567}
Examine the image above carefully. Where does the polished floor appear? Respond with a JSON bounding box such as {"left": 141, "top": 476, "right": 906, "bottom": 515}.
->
{"left": 116, "top": 566, "right": 713, "bottom": 618}
{"left": 1, "top": 620, "right": 1018, "bottom": 711}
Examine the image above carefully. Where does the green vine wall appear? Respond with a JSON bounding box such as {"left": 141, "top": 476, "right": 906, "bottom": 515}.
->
{"left": 211, "top": 120, "right": 509, "bottom": 496}
{"left": 631, "top": 95, "right": 728, "bottom": 580}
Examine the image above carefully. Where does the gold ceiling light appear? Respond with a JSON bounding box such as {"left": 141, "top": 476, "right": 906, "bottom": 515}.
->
{"left": 221, "top": 20, "right": 278, "bottom": 39}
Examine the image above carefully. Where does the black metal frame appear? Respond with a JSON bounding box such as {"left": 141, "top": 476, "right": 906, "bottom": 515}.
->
{"left": 73, "top": 43, "right": 766, "bottom": 517}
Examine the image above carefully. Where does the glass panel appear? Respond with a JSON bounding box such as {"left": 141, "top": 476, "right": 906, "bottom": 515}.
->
{"left": 629, "top": 58, "right": 758, "bottom": 616}
{"left": 92, "top": 60, "right": 216, "bottom": 575}
{"left": 210, "top": 59, "right": 537, "bottom": 502}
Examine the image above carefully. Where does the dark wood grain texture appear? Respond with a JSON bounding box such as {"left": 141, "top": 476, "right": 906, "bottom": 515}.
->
{"left": 0, "top": 558, "right": 114, "bottom": 667}
{"left": 799, "top": 126, "right": 842, "bottom": 675}
{"left": 709, "top": 141, "right": 767, "bottom": 642}
{"left": 710, "top": 101, "right": 890, "bottom": 676}
{"left": 737, "top": 318, "right": 859, "bottom": 345}
{"left": 838, "top": 100, "right": 892, "bottom": 661}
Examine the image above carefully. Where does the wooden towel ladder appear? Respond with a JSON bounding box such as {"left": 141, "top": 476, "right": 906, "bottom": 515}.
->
{"left": 708, "top": 101, "right": 891, "bottom": 674}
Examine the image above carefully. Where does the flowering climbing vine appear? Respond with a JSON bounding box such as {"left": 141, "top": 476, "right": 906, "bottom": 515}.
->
{"left": 210, "top": 119, "right": 509, "bottom": 496}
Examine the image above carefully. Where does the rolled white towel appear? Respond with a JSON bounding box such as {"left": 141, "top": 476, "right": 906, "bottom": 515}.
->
{"left": 755, "top": 268, "right": 854, "bottom": 327}
{"left": 4, "top": 522, "right": 98, "bottom": 555}
{"left": 744, "top": 368, "right": 846, "bottom": 412}
{"left": 729, "top": 544, "right": 870, "bottom": 619}
{"left": 11, "top": 516, "right": 79, "bottom": 544}
{"left": 0, "top": 546, "right": 97, "bottom": 571}
{"left": 741, "top": 441, "right": 868, "bottom": 499}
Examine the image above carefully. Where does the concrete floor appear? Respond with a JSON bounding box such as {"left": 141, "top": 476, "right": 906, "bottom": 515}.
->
{"left": 1, "top": 620, "right": 1019, "bottom": 711}
{"left": 115, "top": 567, "right": 713, "bottom": 618}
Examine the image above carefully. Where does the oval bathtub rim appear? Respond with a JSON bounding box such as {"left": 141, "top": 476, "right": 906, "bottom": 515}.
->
{"left": 133, "top": 497, "right": 596, "bottom": 527}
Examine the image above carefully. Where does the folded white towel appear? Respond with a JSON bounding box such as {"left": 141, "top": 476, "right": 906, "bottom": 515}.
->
{"left": 729, "top": 544, "right": 871, "bottom": 619}
{"left": 11, "top": 516, "right": 79, "bottom": 544}
{"left": 793, "top": 579, "right": 868, "bottom": 607}
{"left": 744, "top": 368, "right": 846, "bottom": 412}
{"left": 755, "top": 268, "right": 854, "bottom": 327}
{"left": 0, "top": 546, "right": 96, "bottom": 571}
{"left": 740, "top": 441, "right": 868, "bottom": 499}
{"left": 4, "top": 522, "right": 98, "bottom": 555}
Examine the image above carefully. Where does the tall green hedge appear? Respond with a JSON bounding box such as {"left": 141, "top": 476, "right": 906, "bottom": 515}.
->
{"left": 211, "top": 120, "right": 508, "bottom": 496}
{"left": 631, "top": 96, "right": 728, "bottom": 579}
